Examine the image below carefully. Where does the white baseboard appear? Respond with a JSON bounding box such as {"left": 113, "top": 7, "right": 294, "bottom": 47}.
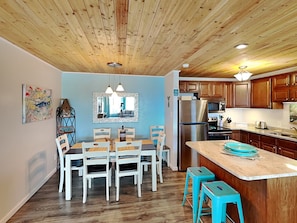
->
{"left": 1, "top": 168, "right": 56, "bottom": 223}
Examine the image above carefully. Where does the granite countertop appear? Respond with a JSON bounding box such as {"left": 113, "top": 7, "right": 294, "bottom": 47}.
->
{"left": 225, "top": 123, "right": 297, "bottom": 142}
{"left": 186, "top": 140, "right": 297, "bottom": 181}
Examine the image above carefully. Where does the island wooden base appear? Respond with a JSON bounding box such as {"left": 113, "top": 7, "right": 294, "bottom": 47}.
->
{"left": 200, "top": 155, "right": 297, "bottom": 223}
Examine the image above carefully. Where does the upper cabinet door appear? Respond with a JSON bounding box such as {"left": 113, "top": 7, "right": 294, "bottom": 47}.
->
{"left": 224, "top": 82, "right": 233, "bottom": 108}
{"left": 179, "top": 81, "right": 199, "bottom": 93}
{"left": 290, "top": 72, "right": 297, "bottom": 86}
{"left": 199, "top": 82, "right": 224, "bottom": 98}
{"left": 272, "top": 73, "right": 290, "bottom": 88}
{"left": 251, "top": 77, "right": 271, "bottom": 108}
{"left": 272, "top": 72, "right": 297, "bottom": 102}
{"left": 233, "top": 82, "right": 250, "bottom": 108}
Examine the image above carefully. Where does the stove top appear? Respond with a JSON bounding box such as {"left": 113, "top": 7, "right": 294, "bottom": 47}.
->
{"left": 208, "top": 125, "right": 232, "bottom": 132}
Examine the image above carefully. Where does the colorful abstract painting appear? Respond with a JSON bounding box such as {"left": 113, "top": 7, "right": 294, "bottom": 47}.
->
{"left": 22, "top": 84, "right": 53, "bottom": 123}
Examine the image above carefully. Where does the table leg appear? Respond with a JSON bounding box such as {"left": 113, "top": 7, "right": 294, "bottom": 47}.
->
{"left": 65, "top": 156, "right": 72, "bottom": 200}
{"left": 151, "top": 150, "right": 157, "bottom": 191}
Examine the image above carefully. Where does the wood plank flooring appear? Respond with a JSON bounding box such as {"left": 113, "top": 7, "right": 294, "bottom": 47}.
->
{"left": 8, "top": 167, "right": 214, "bottom": 223}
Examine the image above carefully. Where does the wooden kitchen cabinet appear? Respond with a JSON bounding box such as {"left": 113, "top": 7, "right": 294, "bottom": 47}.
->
{"left": 272, "top": 72, "right": 297, "bottom": 102}
{"left": 251, "top": 77, "right": 283, "bottom": 109}
{"left": 199, "top": 82, "right": 225, "bottom": 98}
{"left": 260, "top": 135, "right": 277, "bottom": 153}
{"left": 224, "top": 82, "right": 233, "bottom": 108}
{"left": 231, "top": 130, "right": 240, "bottom": 141}
{"left": 251, "top": 77, "right": 271, "bottom": 108}
{"left": 233, "top": 81, "right": 250, "bottom": 107}
{"left": 277, "top": 139, "right": 297, "bottom": 159}
{"left": 248, "top": 132, "right": 261, "bottom": 147}
{"left": 179, "top": 81, "right": 199, "bottom": 93}
{"left": 238, "top": 131, "right": 297, "bottom": 160}
{"left": 240, "top": 130, "right": 249, "bottom": 143}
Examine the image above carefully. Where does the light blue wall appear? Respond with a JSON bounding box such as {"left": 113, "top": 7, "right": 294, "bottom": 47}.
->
{"left": 62, "top": 73, "right": 164, "bottom": 141}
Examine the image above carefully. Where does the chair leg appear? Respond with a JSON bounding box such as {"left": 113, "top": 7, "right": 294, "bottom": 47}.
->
{"left": 182, "top": 171, "right": 190, "bottom": 206}
{"left": 59, "top": 169, "right": 64, "bottom": 192}
{"left": 137, "top": 174, "right": 142, "bottom": 198}
{"left": 82, "top": 177, "right": 87, "bottom": 203}
{"left": 163, "top": 150, "right": 170, "bottom": 167}
{"left": 78, "top": 168, "right": 83, "bottom": 176}
{"left": 105, "top": 176, "right": 109, "bottom": 201}
{"left": 158, "top": 162, "right": 163, "bottom": 183}
{"left": 166, "top": 150, "right": 170, "bottom": 167}
{"left": 116, "top": 174, "right": 120, "bottom": 201}
{"left": 108, "top": 169, "right": 112, "bottom": 187}
{"left": 197, "top": 189, "right": 205, "bottom": 222}
{"left": 88, "top": 178, "right": 92, "bottom": 188}
{"left": 140, "top": 164, "right": 143, "bottom": 184}
{"left": 144, "top": 165, "right": 148, "bottom": 172}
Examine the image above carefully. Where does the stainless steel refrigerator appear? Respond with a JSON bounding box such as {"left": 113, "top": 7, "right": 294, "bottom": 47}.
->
{"left": 178, "top": 99, "right": 208, "bottom": 171}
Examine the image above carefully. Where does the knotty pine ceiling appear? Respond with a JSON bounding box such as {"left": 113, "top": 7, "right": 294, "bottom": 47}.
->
{"left": 1, "top": 0, "right": 297, "bottom": 78}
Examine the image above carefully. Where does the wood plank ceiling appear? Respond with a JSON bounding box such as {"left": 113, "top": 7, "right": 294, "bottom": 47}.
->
{"left": 1, "top": 0, "right": 297, "bottom": 78}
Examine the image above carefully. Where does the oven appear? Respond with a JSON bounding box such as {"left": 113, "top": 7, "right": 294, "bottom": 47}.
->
{"left": 208, "top": 121, "right": 232, "bottom": 140}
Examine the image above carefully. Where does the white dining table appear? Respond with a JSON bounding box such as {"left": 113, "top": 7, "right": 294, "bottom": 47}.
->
{"left": 64, "top": 140, "right": 157, "bottom": 200}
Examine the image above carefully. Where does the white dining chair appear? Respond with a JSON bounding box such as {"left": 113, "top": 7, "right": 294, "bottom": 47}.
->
{"left": 141, "top": 132, "right": 166, "bottom": 184}
{"left": 150, "top": 125, "right": 169, "bottom": 166}
{"left": 82, "top": 141, "right": 111, "bottom": 203}
{"left": 114, "top": 140, "right": 142, "bottom": 201}
{"left": 150, "top": 125, "right": 164, "bottom": 145}
{"left": 117, "top": 127, "right": 135, "bottom": 139}
{"left": 93, "top": 128, "right": 111, "bottom": 140}
{"left": 55, "top": 134, "right": 83, "bottom": 193}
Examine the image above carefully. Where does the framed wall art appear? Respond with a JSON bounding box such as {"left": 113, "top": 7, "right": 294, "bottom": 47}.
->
{"left": 22, "top": 84, "right": 53, "bottom": 124}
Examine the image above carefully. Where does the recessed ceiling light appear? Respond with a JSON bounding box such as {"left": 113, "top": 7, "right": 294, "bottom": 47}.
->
{"left": 182, "top": 63, "right": 189, "bottom": 68}
{"left": 235, "top": 44, "right": 248, "bottom": 49}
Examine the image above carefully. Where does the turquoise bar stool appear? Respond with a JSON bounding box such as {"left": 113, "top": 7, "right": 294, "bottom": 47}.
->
{"left": 182, "top": 167, "right": 215, "bottom": 223}
{"left": 197, "top": 181, "right": 244, "bottom": 223}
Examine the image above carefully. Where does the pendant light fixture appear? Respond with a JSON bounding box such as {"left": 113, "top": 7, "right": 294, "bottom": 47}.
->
{"left": 105, "top": 62, "right": 124, "bottom": 93}
{"left": 105, "top": 75, "right": 113, "bottom": 94}
{"left": 116, "top": 76, "right": 124, "bottom": 92}
{"left": 234, "top": 66, "right": 252, "bottom": 81}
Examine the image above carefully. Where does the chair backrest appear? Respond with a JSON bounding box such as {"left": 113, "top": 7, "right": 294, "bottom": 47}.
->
{"left": 115, "top": 141, "right": 142, "bottom": 166}
{"left": 82, "top": 141, "right": 110, "bottom": 174}
{"left": 156, "top": 132, "right": 166, "bottom": 160}
{"left": 150, "top": 125, "right": 165, "bottom": 145}
{"left": 117, "top": 127, "right": 136, "bottom": 139}
{"left": 55, "top": 134, "right": 71, "bottom": 169}
{"left": 93, "top": 128, "right": 111, "bottom": 140}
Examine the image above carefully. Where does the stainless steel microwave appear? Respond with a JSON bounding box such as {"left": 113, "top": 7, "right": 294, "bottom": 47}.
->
{"left": 207, "top": 99, "right": 226, "bottom": 113}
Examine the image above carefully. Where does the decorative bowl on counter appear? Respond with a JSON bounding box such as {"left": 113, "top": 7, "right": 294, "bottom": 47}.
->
{"left": 223, "top": 142, "right": 258, "bottom": 157}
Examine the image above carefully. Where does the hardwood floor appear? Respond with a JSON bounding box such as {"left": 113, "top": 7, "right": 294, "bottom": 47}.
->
{"left": 7, "top": 167, "right": 214, "bottom": 223}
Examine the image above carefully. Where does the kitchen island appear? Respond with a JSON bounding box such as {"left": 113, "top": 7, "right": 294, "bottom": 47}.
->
{"left": 186, "top": 140, "right": 297, "bottom": 223}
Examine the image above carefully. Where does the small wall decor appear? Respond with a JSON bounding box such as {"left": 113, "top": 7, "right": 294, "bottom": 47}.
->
{"left": 289, "top": 104, "right": 297, "bottom": 123}
{"left": 22, "top": 84, "right": 53, "bottom": 123}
